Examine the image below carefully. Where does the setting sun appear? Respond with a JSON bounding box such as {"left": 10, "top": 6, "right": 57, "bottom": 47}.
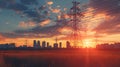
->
{"left": 83, "top": 39, "right": 95, "bottom": 48}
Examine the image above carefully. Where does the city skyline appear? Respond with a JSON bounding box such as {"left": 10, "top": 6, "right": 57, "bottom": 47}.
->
{"left": 0, "top": 0, "right": 120, "bottom": 48}
{"left": 0, "top": 39, "right": 120, "bottom": 49}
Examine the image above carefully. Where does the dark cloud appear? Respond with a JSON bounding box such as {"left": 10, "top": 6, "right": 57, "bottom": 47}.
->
{"left": 8, "top": 3, "right": 28, "bottom": 11}
{"left": 90, "top": 0, "right": 120, "bottom": 35}
{"left": 94, "top": 16, "right": 120, "bottom": 34}
{"left": 0, "top": 0, "right": 16, "bottom": 8}
{"left": 0, "top": 0, "right": 49, "bottom": 23}
{"left": 1, "top": 32, "right": 26, "bottom": 38}
{"left": 0, "top": 32, "right": 50, "bottom": 39}
{"left": 0, "top": 0, "right": 28, "bottom": 11}
{"left": 20, "top": 0, "right": 38, "bottom": 5}
{"left": 0, "top": 25, "right": 62, "bottom": 38}
{"left": 0, "top": 1, "right": 7, "bottom": 8}
{"left": 24, "top": 10, "right": 40, "bottom": 18}
{"left": 23, "top": 9, "right": 49, "bottom": 22}
{"left": 15, "top": 25, "right": 62, "bottom": 36}
{"left": 90, "top": 0, "right": 120, "bottom": 15}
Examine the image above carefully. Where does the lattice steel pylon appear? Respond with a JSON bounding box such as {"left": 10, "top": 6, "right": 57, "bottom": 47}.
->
{"left": 69, "top": 1, "right": 83, "bottom": 47}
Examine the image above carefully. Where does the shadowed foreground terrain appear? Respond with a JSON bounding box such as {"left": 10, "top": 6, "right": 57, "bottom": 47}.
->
{"left": 0, "top": 49, "right": 120, "bottom": 67}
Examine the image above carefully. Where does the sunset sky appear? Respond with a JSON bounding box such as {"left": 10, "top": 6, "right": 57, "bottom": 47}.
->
{"left": 0, "top": 0, "right": 120, "bottom": 47}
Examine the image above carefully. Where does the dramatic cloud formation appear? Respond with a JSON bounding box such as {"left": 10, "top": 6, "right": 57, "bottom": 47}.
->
{"left": 0, "top": 0, "right": 62, "bottom": 33}
{"left": 89, "top": 0, "right": 120, "bottom": 15}
{"left": 0, "top": 0, "right": 120, "bottom": 46}
{"left": 89, "top": 0, "right": 120, "bottom": 35}
{"left": 0, "top": 0, "right": 50, "bottom": 24}
{"left": 0, "top": 0, "right": 66, "bottom": 40}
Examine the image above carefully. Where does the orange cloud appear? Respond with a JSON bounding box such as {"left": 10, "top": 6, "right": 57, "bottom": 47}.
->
{"left": 116, "top": 24, "right": 120, "bottom": 28}
{"left": 51, "top": 8, "right": 61, "bottom": 13}
{"left": 62, "top": 14, "right": 70, "bottom": 19}
{"left": 19, "top": 21, "right": 37, "bottom": 28}
{"left": 57, "top": 14, "right": 69, "bottom": 20}
{"left": 19, "top": 21, "right": 27, "bottom": 28}
{"left": 57, "top": 15, "right": 61, "bottom": 20}
{"left": 58, "top": 27, "right": 72, "bottom": 34}
{"left": 47, "top": 1, "right": 53, "bottom": 5}
{"left": 39, "top": 19, "right": 51, "bottom": 26}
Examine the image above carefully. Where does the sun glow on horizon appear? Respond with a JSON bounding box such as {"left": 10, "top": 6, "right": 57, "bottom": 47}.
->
{"left": 82, "top": 39, "right": 96, "bottom": 48}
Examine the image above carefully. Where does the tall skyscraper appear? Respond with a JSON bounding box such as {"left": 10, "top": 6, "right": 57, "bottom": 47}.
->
{"left": 66, "top": 41, "right": 71, "bottom": 48}
{"left": 33, "top": 40, "right": 37, "bottom": 48}
{"left": 42, "top": 41, "right": 46, "bottom": 48}
{"left": 47, "top": 42, "right": 49, "bottom": 48}
{"left": 59, "top": 42, "right": 62, "bottom": 48}
{"left": 33, "top": 40, "right": 41, "bottom": 48}
{"left": 37, "top": 40, "right": 41, "bottom": 48}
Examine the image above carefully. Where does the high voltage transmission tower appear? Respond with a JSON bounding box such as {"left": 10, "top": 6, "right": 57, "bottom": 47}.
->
{"left": 69, "top": 1, "right": 83, "bottom": 47}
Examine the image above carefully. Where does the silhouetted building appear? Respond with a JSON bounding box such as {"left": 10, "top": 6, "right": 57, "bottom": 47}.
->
{"left": 0, "top": 43, "right": 15, "bottom": 49}
{"left": 9, "top": 43, "right": 16, "bottom": 48}
{"left": 66, "top": 41, "right": 71, "bottom": 48}
{"left": 33, "top": 40, "right": 41, "bottom": 48}
{"left": 33, "top": 40, "right": 37, "bottom": 48}
{"left": 59, "top": 42, "right": 62, "bottom": 48}
{"left": 46, "top": 42, "right": 52, "bottom": 48}
{"left": 47, "top": 42, "right": 49, "bottom": 47}
{"left": 114, "top": 43, "right": 120, "bottom": 48}
{"left": 53, "top": 43, "right": 58, "bottom": 48}
{"left": 23, "top": 45, "right": 27, "bottom": 48}
{"left": 42, "top": 41, "right": 46, "bottom": 48}
{"left": 96, "top": 42, "right": 120, "bottom": 49}
{"left": 37, "top": 40, "right": 41, "bottom": 48}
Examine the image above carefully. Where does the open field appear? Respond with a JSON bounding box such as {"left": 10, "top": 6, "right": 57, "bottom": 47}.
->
{"left": 0, "top": 49, "right": 120, "bottom": 67}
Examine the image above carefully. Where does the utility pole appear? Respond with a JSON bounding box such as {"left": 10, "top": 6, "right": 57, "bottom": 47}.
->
{"left": 25, "top": 39, "right": 28, "bottom": 46}
{"left": 55, "top": 37, "right": 58, "bottom": 44}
